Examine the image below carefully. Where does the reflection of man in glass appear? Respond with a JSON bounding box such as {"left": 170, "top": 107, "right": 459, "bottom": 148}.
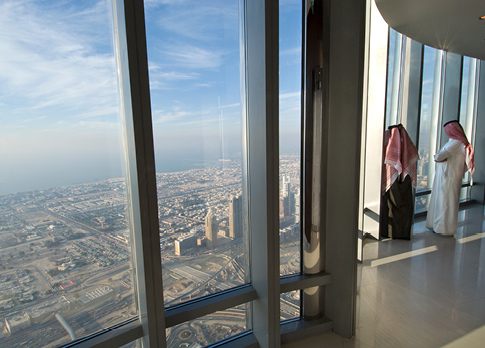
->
{"left": 426, "top": 121, "right": 475, "bottom": 235}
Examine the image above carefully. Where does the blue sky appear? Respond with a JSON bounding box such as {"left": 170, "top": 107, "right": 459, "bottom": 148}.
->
{"left": 144, "top": 0, "right": 302, "bottom": 165}
{"left": 0, "top": 0, "right": 123, "bottom": 194}
{"left": 0, "top": 0, "right": 301, "bottom": 194}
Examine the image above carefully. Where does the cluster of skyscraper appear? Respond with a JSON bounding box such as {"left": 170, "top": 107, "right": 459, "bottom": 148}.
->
{"left": 206, "top": 195, "right": 243, "bottom": 248}
{"left": 173, "top": 174, "right": 301, "bottom": 257}
{"left": 174, "top": 195, "right": 243, "bottom": 255}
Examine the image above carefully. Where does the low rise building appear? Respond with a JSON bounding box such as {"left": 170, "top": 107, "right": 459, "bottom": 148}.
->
{"left": 5, "top": 313, "right": 31, "bottom": 334}
{"left": 174, "top": 234, "right": 198, "bottom": 255}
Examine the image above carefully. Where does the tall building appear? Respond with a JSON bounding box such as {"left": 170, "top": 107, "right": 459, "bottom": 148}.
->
{"left": 282, "top": 175, "right": 291, "bottom": 197}
{"left": 294, "top": 189, "right": 300, "bottom": 224}
{"left": 7, "top": 2, "right": 485, "bottom": 347}
{"left": 284, "top": 191, "right": 295, "bottom": 217}
{"left": 279, "top": 198, "right": 285, "bottom": 218}
{"left": 281, "top": 175, "right": 294, "bottom": 218}
{"left": 229, "top": 195, "right": 243, "bottom": 239}
{"left": 205, "top": 210, "right": 218, "bottom": 248}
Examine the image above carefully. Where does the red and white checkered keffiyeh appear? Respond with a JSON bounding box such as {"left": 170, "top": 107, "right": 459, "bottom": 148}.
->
{"left": 382, "top": 125, "right": 419, "bottom": 192}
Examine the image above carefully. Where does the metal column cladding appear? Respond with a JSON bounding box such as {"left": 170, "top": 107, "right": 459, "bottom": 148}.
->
{"left": 302, "top": 0, "right": 327, "bottom": 319}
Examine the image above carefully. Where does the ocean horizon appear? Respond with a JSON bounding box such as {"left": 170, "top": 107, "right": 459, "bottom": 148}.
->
{"left": 0, "top": 154, "right": 243, "bottom": 197}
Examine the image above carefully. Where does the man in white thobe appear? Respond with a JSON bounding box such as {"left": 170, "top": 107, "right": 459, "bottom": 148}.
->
{"left": 426, "top": 121, "right": 475, "bottom": 235}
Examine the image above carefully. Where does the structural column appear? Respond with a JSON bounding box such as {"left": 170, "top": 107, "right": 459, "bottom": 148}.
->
{"left": 358, "top": 0, "right": 389, "bottom": 249}
{"left": 244, "top": 0, "right": 280, "bottom": 347}
{"left": 302, "top": 0, "right": 366, "bottom": 338}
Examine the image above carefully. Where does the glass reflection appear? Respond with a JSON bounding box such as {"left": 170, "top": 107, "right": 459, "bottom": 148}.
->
{"left": 0, "top": 0, "right": 136, "bottom": 347}
{"left": 280, "top": 291, "right": 300, "bottom": 321}
{"left": 279, "top": 0, "right": 301, "bottom": 277}
{"left": 144, "top": 0, "right": 248, "bottom": 307}
{"left": 166, "top": 305, "right": 247, "bottom": 347}
{"left": 415, "top": 46, "right": 438, "bottom": 211}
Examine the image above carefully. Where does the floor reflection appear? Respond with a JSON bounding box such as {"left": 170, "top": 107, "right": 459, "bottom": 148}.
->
{"left": 283, "top": 204, "right": 485, "bottom": 348}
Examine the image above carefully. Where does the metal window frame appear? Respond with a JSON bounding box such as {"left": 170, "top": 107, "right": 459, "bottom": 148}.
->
{"left": 113, "top": 0, "right": 166, "bottom": 346}
{"left": 57, "top": 0, "right": 351, "bottom": 346}
{"left": 471, "top": 61, "right": 485, "bottom": 204}
{"left": 63, "top": 319, "right": 143, "bottom": 348}
{"left": 243, "top": 0, "right": 281, "bottom": 346}
{"left": 165, "top": 285, "right": 257, "bottom": 328}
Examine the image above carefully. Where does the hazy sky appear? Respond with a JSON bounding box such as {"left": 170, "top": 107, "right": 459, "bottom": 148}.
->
{"left": 0, "top": 0, "right": 301, "bottom": 195}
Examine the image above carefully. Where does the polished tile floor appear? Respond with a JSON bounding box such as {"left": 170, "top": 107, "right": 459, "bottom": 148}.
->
{"left": 283, "top": 204, "right": 485, "bottom": 347}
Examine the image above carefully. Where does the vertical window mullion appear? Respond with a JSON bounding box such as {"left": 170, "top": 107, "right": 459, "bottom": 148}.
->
{"left": 389, "top": 32, "right": 403, "bottom": 126}
{"left": 463, "top": 59, "right": 479, "bottom": 196}
{"left": 441, "top": 52, "right": 463, "bottom": 136}
{"left": 244, "top": 0, "right": 280, "bottom": 346}
{"left": 113, "top": 0, "right": 166, "bottom": 346}
{"left": 399, "top": 38, "right": 423, "bottom": 144}
{"left": 465, "top": 59, "right": 479, "bottom": 145}
{"left": 470, "top": 61, "right": 485, "bottom": 204}
{"left": 427, "top": 49, "right": 445, "bottom": 189}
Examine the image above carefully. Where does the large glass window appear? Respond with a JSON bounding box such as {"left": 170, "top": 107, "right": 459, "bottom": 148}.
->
{"left": 0, "top": 0, "right": 376, "bottom": 346}
{"left": 459, "top": 57, "right": 471, "bottom": 126}
{"left": 415, "top": 46, "right": 439, "bottom": 211}
{"left": 459, "top": 57, "right": 471, "bottom": 195}
{"left": 279, "top": 1, "right": 301, "bottom": 278}
{"left": 0, "top": 1, "right": 136, "bottom": 347}
{"left": 459, "top": 57, "right": 477, "bottom": 142}
{"left": 278, "top": 0, "right": 302, "bottom": 321}
{"left": 459, "top": 56, "right": 478, "bottom": 191}
{"left": 385, "top": 29, "right": 405, "bottom": 127}
{"left": 144, "top": 0, "right": 248, "bottom": 308}
{"left": 385, "top": 29, "right": 397, "bottom": 126}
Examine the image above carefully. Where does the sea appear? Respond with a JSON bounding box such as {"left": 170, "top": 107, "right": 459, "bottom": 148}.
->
{"left": 0, "top": 154, "right": 241, "bottom": 196}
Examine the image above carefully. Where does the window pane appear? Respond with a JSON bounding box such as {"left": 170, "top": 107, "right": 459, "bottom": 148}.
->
{"left": 144, "top": 0, "right": 248, "bottom": 307}
{"left": 459, "top": 57, "right": 471, "bottom": 125}
{"left": 166, "top": 305, "right": 248, "bottom": 347}
{"left": 416, "top": 46, "right": 438, "bottom": 191}
{"left": 0, "top": 1, "right": 136, "bottom": 347}
{"left": 458, "top": 186, "right": 469, "bottom": 202}
{"left": 279, "top": 0, "right": 301, "bottom": 277}
{"left": 385, "top": 29, "right": 397, "bottom": 125}
{"left": 280, "top": 291, "right": 300, "bottom": 321}
{"left": 385, "top": 29, "right": 405, "bottom": 127}
{"left": 121, "top": 340, "right": 141, "bottom": 348}
{"left": 415, "top": 194, "right": 429, "bottom": 213}
{"left": 459, "top": 56, "right": 476, "bottom": 186}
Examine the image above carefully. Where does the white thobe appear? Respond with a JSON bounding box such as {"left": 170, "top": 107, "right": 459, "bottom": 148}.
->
{"left": 426, "top": 139, "right": 466, "bottom": 235}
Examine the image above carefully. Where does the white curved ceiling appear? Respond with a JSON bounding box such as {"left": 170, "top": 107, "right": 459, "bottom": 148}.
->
{"left": 375, "top": 0, "right": 485, "bottom": 60}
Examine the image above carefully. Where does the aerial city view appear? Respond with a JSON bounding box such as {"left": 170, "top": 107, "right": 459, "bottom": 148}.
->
{"left": 0, "top": 155, "right": 301, "bottom": 348}
{"left": 415, "top": 147, "right": 431, "bottom": 211}
{"left": 0, "top": 0, "right": 303, "bottom": 346}
{"left": 0, "top": 0, "right": 467, "bottom": 345}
